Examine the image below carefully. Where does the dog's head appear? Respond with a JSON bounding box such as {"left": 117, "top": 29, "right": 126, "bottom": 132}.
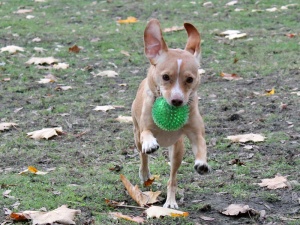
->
{"left": 144, "top": 19, "right": 201, "bottom": 107}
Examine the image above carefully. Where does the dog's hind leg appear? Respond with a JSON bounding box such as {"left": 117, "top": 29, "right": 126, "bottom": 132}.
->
{"left": 163, "top": 136, "right": 184, "bottom": 209}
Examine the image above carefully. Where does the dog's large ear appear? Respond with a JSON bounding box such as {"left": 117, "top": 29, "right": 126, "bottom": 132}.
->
{"left": 144, "top": 19, "right": 168, "bottom": 65}
{"left": 184, "top": 23, "right": 201, "bottom": 60}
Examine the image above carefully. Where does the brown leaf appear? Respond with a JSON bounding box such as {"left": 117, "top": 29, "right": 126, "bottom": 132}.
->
{"left": 121, "top": 50, "right": 130, "bottom": 57}
{"left": 200, "top": 215, "right": 215, "bottom": 221}
{"left": 1, "top": 45, "right": 24, "bottom": 54}
{"left": 110, "top": 212, "right": 144, "bottom": 223}
{"left": 257, "top": 175, "right": 288, "bottom": 189}
{"left": 22, "top": 205, "right": 81, "bottom": 225}
{"left": 27, "top": 127, "right": 63, "bottom": 140}
{"left": 69, "top": 45, "right": 81, "bottom": 53}
{"left": 220, "top": 72, "right": 243, "bottom": 81}
{"left": 222, "top": 204, "right": 258, "bottom": 216}
{"left": 120, "top": 174, "right": 160, "bottom": 206}
{"left": 163, "top": 26, "right": 184, "bottom": 33}
{"left": 55, "top": 86, "right": 72, "bottom": 91}
{"left": 9, "top": 212, "right": 30, "bottom": 221}
{"left": 115, "top": 115, "right": 133, "bottom": 123}
{"left": 105, "top": 199, "right": 125, "bottom": 208}
{"left": 229, "top": 158, "right": 245, "bottom": 166}
{"left": 109, "top": 165, "right": 123, "bottom": 172}
{"left": 226, "top": 133, "right": 265, "bottom": 143}
{"left": 145, "top": 206, "right": 189, "bottom": 218}
{"left": 0, "top": 122, "right": 17, "bottom": 131}
{"left": 143, "top": 177, "right": 155, "bottom": 187}
{"left": 14, "top": 9, "right": 33, "bottom": 14}
{"left": 26, "top": 57, "right": 60, "bottom": 65}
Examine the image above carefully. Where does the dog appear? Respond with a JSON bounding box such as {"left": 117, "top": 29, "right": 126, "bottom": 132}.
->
{"left": 131, "top": 19, "right": 210, "bottom": 209}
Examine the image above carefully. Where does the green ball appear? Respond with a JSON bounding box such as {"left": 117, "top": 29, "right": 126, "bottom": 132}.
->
{"left": 152, "top": 97, "right": 189, "bottom": 131}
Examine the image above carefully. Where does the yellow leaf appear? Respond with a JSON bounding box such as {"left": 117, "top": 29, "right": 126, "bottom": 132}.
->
{"left": 265, "top": 88, "right": 275, "bottom": 96}
{"left": 117, "top": 16, "right": 138, "bottom": 24}
{"left": 110, "top": 212, "right": 144, "bottom": 223}
{"left": 28, "top": 166, "right": 38, "bottom": 173}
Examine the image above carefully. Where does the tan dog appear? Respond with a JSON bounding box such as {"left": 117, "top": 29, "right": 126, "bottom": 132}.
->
{"left": 131, "top": 19, "right": 210, "bottom": 209}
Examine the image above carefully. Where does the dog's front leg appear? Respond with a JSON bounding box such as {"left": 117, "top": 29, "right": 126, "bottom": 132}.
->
{"left": 140, "top": 130, "right": 159, "bottom": 154}
{"left": 163, "top": 137, "right": 184, "bottom": 209}
{"left": 187, "top": 131, "right": 211, "bottom": 174}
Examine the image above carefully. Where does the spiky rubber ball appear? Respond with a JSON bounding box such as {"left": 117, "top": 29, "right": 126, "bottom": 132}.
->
{"left": 152, "top": 97, "right": 189, "bottom": 131}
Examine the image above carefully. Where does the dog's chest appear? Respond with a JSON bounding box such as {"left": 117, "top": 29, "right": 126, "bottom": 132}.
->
{"left": 153, "top": 129, "right": 183, "bottom": 147}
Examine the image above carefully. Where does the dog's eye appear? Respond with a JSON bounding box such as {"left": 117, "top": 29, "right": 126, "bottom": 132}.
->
{"left": 186, "top": 77, "right": 193, "bottom": 83}
{"left": 162, "top": 74, "right": 170, "bottom": 81}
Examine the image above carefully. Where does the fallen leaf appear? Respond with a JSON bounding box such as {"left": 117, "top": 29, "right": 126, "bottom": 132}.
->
{"left": 264, "top": 88, "right": 275, "bottom": 96}
{"left": 291, "top": 91, "right": 300, "bottom": 96}
{"left": 69, "top": 45, "right": 81, "bottom": 53}
{"left": 225, "top": 0, "right": 238, "bottom": 6}
{"left": 203, "top": 2, "right": 214, "bottom": 8}
{"left": 27, "top": 127, "right": 63, "bottom": 140}
{"left": 55, "top": 86, "right": 72, "bottom": 91}
{"left": 32, "top": 37, "right": 41, "bottom": 42}
{"left": 18, "top": 205, "right": 81, "bottom": 225}
{"left": 19, "top": 166, "right": 48, "bottom": 175}
{"left": 220, "top": 30, "right": 247, "bottom": 40}
{"left": 145, "top": 206, "right": 189, "bottom": 218}
{"left": 9, "top": 212, "right": 30, "bottom": 221}
{"left": 266, "top": 7, "right": 277, "bottom": 12}
{"left": 93, "top": 105, "right": 116, "bottom": 112}
{"left": 163, "top": 26, "right": 184, "bottom": 33}
{"left": 105, "top": 199, "right": 125, "bottom": 208}
{"left": 200, "top": 215, "right": 215, "bottom": 221}
{"left": 26, "top": 57, "right": 60, "bottom": 65}
{"left": 26, "top": 15, "right": 35, "bottom": 19}
{"left": 37, "top": 78, "right": 55, "bottom": 84}
{"left": 226, "top": 133, "right": 265, "bottom": 143}
{"left": 3, "top": 190, "right": 15, "bottom": 199}
{"left": 0, "top": 122, "right": 17, "bottom": 131}
{"left": 93, "top": 70, "right": 119, "bottom": 78}
{"left": 53, "top": 62, "right": 69, "bottom": 69}
{"left": 120, "top": 174, "right": 161, "bottom": 206}
{"left": 257, "top": 175, "right": 288, "bottom": 189}
{"left": 117, "top": 16, "right": 138, "bottom": 24}
{"left": 116, "top": 115, "right": 133, "bottom": 123}
{"left": 120, "top": 50, "right": 130, "bottom": 56}
{"left": 220, "top": 72, "right": 243, "bottom": 80}
{"left": 109, "top": 165, "right": 123, "bottom": 172}
{"left": 34, "top": 47, "right": 46, "bottom": 53}
{"left": 286, "top": 33, "right": 296, "bottom": 38}
{"left": 0, "top": 45, "right": 24, "bottom": 54}
{"left": 14, "top": 9, "right": 33, "bottom": 14}
{"left": 110, "top": 212, "right": 144, "bottom": 224}
{"left": 222, "top": 204, "right": 258, "bottom": 216}
{"left": 229, "top": 158, "right": 245, "bottom": 166}
{"left": 144, "top": 177, "right": 155, "bottom": 187}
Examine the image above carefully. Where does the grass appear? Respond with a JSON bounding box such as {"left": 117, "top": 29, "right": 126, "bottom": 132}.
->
{"left": 1, "top": 0, "right": 300, "bottom": 224}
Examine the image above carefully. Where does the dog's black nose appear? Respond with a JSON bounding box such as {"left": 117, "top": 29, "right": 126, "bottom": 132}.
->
{"left": 171, "top": 99, "right": 183, "bottom": 106}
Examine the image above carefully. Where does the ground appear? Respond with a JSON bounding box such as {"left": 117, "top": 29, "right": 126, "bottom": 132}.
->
{"left": 0, "top": 0, "right": 299, "bottom": 224}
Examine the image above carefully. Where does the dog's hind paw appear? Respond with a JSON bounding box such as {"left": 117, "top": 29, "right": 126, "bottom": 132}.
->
{"left": 142, "top": 138, "right": 159, "bottom": 154}
{"left": 194, "top": 160, "right": 211, "bottom": 175}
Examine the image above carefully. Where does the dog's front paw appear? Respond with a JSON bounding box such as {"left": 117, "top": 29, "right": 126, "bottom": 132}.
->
{"left": 163, "top": 199, "right": 178, "bottom": 209}
{"left": 194, "top": 160, "right": 211, "bottom": 175}
{"left": 142, "top": 138, "right": 159, "bottom": 154}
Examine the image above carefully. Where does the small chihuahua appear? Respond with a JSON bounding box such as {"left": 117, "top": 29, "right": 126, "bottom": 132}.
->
{"left": 131, "top": 19, "right": 210, "bottom": 209}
